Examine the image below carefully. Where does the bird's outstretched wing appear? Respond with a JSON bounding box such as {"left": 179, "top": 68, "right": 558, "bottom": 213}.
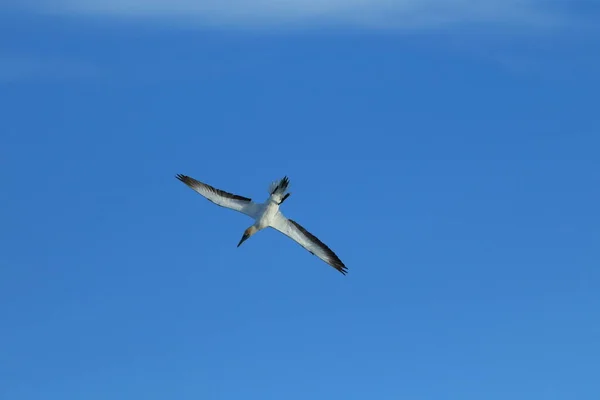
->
{"left": 176, "top": 174, "right": 262, "bottom": 218}
{"left": 269, "top": 212, "right": 347, "bottom": 275}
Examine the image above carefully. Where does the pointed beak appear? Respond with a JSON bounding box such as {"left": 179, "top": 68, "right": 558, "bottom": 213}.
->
{"left": 237, "top": 232, "right": 249, "bottom": 247}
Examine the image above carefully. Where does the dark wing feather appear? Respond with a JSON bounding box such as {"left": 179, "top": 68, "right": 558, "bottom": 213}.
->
{"left": 270, "top": 213, "right": 347, "bottom": 275}
{"left": 176, "top": 174, "right": 261, "bottom": 218}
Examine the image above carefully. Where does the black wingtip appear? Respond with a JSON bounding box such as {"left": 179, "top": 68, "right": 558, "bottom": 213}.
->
{"left": 271, "top": 175, "right": 291, "bottom": 195}
{"left": 280, "top": 176, "right": 290, "bottom": 191}
{"left": 335, "top": 262, "right": 348, "bottom": 275}
{"left": 175, "top": 174, "right": 193, "bottom": 187}
{"left": 288, "top": 219, "right": 347, "bottom": 276}
{"left": 279, "top": 192, "right": 291, "bottom": 205}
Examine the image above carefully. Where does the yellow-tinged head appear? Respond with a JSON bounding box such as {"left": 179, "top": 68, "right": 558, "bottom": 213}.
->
{"left": 237, "top": 226, "right": 258, "bottom": 247}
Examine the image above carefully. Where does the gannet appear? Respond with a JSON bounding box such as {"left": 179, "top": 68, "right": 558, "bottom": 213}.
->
{"left": 175, "top": 174, "right": 347, "bottom": 275}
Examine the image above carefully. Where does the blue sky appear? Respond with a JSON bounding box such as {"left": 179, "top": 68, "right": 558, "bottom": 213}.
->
{"left": 1, "top": 1, "right": 599, "bottom": 399}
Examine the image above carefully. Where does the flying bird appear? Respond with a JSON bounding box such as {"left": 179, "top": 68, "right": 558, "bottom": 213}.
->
{"left": 175, "top": 174, "right": 347, "bottom": 275}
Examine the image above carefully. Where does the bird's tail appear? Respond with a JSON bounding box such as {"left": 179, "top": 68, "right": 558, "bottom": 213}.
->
{"left": 269, "top": 176, "right": 291, "bottom": 203}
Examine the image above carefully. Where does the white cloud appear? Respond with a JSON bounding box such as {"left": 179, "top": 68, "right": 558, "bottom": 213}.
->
{"left": 10, "top": 0, "right": 572, "bottom": 30}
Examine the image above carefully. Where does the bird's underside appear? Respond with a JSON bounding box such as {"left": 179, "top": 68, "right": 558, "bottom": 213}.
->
{"left": 175, "top": 174, "right": 347, "bottom": 275}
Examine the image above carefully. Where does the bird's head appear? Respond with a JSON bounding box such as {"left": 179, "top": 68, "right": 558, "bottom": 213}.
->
{"left": 237, "top": 226, "right": 258, "bottom": 247}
